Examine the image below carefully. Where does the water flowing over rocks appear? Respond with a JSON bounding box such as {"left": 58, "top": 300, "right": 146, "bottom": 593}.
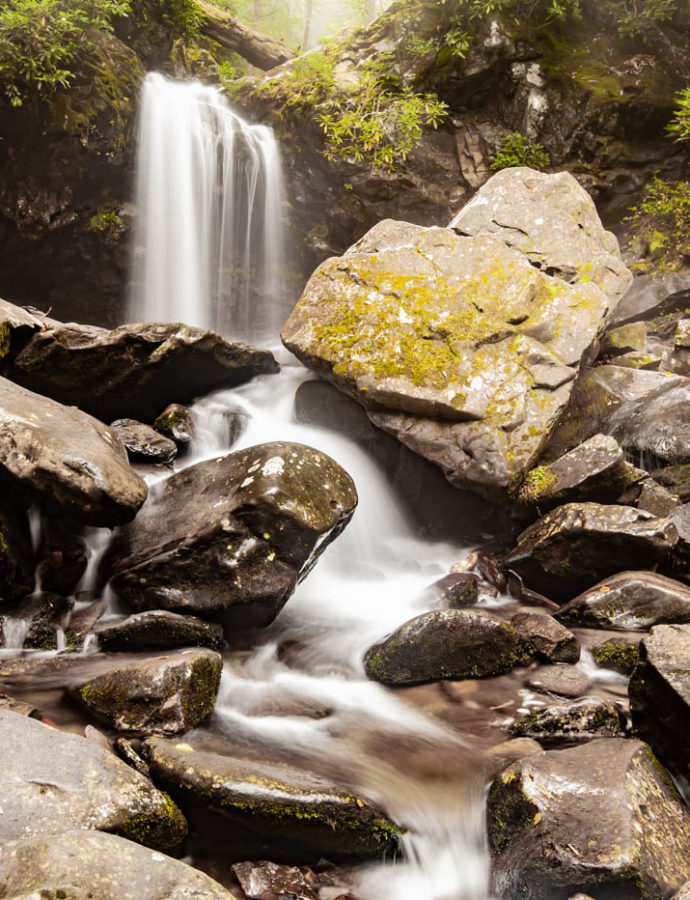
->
{"left": 557, "top": 571, "right": 690, "bottom": 630}
{"left": 503, "top": 502, "right": 678, "bottom": 602}
{"left": 109, "top": 442, "right": 357, "bottom": 626}
{"left": 364, "top": 609, "right": 534, "bottom": 686}
{"left": 509, "top": 697, "right": 625, "bottom": 744}
{"left": 0, "top": 376, "right": 147, "bottom": 526}
{"left": 0, "top": 830, "right": 238, "bottom": 899}
{"left": 95, "top": 611, "right": 224, "bottom": 652}
{"left": 144, "top": 738, "right": 401, "bottom": 860}
{"left": 0, "top": 708, "right": 187, "bottom": 849}
{"left": 487, "top": 739, "right": 690, "bottom": 899}
{"left": 9, "top": 321, "right": 278, "bottom": 423}
{"left": 74, "top": 649, "right": 223, "bottom": 734}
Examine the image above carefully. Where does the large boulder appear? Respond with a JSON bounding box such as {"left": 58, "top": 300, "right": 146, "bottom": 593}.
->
{"left": 487, "top": 739, "right": 690, "bottom": 899}
{"left": 0, "top": 376, "right": 147, "bottom": 525}
{"left": 0, "top": 297, "right": 42, "bottom": 359}
{"left": 449, "top": 167, "right": 632, "bottom": 306}
{"left": 109, "top": 442, "right": 357, "bottom": 626}
{"left": 630, "top": 624, "right": 690, "bottom": 773}
{"left": 73, "top": 650, "right": 223, "bottom": 734}
{"left": 0, "top": 830, "right": 238, "bottom": 899}
{"left": 0, "top": 708, "right": 186, "bottom": 849}
{"left": 557, "top": 571, "right": 690, "bottom": 630}
{"left": 364, "top": 609, "right": 533, "bottom": 686}
{"left": 609, "top": 381, "right": 690, "bottom": 467}
{"left": 503, "top": 503, "right": 678, "bottom": 602}
{"left": 144, "top": 738, "right": 401, "bottom": 859}
{"left": 282, "top": 216, "right": 614, "bottom": 500}
{"left": 9, "top": 321, "right": 278, "bottom": 422}
{"left": 95, "top": 610, "right": 224, "bottom": 652}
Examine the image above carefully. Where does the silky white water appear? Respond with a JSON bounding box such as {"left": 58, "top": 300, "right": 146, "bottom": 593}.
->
{"left": 129, "top": 73, "right": 288, "bottom": 343}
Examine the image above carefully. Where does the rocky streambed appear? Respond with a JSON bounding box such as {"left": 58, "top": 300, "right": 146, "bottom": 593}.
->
{"left": 1, "top": 167, "right": 690, "bottom": 899}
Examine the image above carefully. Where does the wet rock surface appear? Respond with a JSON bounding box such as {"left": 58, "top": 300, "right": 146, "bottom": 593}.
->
{"left": 591, "top": 636, "right": 641, "bottom": 675}
{"left": 111, "top": 418, "right": 178, "bottom": 463}
{"left": 525, "top": 665, "right": 590, "bottom": 698}
{"left": 0, "top": 376, "right": 147, "bottom": 526}
{"left": 74, "top": 649, "right": 223, "bottom": 734}
{"left": 0, "top": 708, "right": 186, "bottom": 849}
{"left": 144, "top": 738, "right": 401, "bottom": 860}
{"left": 504, "top": 503, "right": 678, "bottom": 602}
{"left": 95, "top": 611, "right": 225, "bottom": 652}
{"left": 557, "top": 571, "right": 690, "bottom": 630}
{"left": 0, "top": 297, "right": 42, "bottom": 356}
{"left": 0, "top": 498, "right": 34, "bottom": 604}
{"left": 509, "top": 697, "right": 625, "bottom": 744}
{"left": 510, "top": 612, "right": 579, "bottom": 664}
{"left": 364, "top": 609, "right": 533, "bottom": 686}
{"left": 153, "top": 403, "right": 195, "bottom": 443}
{"left": 109, "top": 442, "right": 357, "bottom": 626}
{"left": 10, "top": 322, "right": 278, "bottom": 423}
{"left": 0, "top": 830, "right": 238, "bottom": 899}
{"left": 487, "top": 739, "right": 690, "bottom": 899}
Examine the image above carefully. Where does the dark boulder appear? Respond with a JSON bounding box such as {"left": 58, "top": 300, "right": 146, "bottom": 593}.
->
{"left": 510, "top": 612, "right": 580, "bottom": 664}
{"left": 144, "top": 738, "right": 401, "bottom": 860}
{"left": 35, "top": 519, "right": 87, "bottom": 596}
{"left": 10, "top": 321, "right": 278, "bottom": 423}
{"left": 364, "top": 609, "right": 533, "bottom": 686}
{"left": 591, "top": 636, "right": 641, "bottom": 675}
{"left": 1, "top": 591, "right": 72, "bottom": 650}
{"left": 487, "top": 739, "right": 690, "bottom": 899}
{"left": 557, "top": 571, "right": 690, "bottom": 630}
{"left": 609, "top": 381, "right": 690, "bottom": 467}
{"left": 111, "top": 418, "right": 177, "bottom": 464}
{"left": 509, "top": 697, "right": 625, "bottom": 744}
{"left": 0, "top": 376, "right": 147, "bottom": 526}
{"left": 0, "top": 498, "right": 34, "bottom": 605}
{"left": 503, "top": 503, "right": 678, "bottom": 602}
{"left": 109, "top": 442, "right": 357, "bottom": 627}
{"left": 95, "top": 610, "right": 224, "bottom": 652}
{"left": 153, "top": 403, "right": 195, "bottom": 444}
{"left": 430, "top": 572, "right": 480, "bottom": 607}
{"left": 74, "top": 649, "right": 223, "bottom": 734}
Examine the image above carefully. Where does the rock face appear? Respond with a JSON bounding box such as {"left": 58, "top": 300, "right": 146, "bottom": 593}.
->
{"left": 0, "top": 830, "right": 238, "bottom": 900}
{"left": 0, "top": 498, "right": 34, "bottom": 604}
{"left": 282, "top": 197, "right": 616, "bottom": 500}
{"left": 111, "top": 419, "right": 177, "bottom": 463}
{"left": 503, "top": 503, "right": 678, "bottom": 602}
{"left": 629, "top": 624, "right": 690, "bottom": 772}
{"left": 557, "top": 571, "right": 690, "bottom": 630}
{"left": 509, "top": 697, "right": 625, "bottom": 744}
{"left": 0, "top": 376, "right": 147, "bottom": 525}
{"left": 144, "top": 738, "right": 401, "bottom": 859}
{"left": 510, "top": 612, "right": 579, "bottom": 663}
{"left": 74, "top": 650, "right": 223, "bottom": 734}
{"left": 449, "top": 167, "right": 632, "bottom": 306}
{"left": 0, "top": 708, "right": 186, "bottom": 849}
{"left": 95, "top": 611, "right": 224, "bottom": 651}
{"left": 109, "top": 442, "right": 357, "bottom": 626}
{"left": 364, "top": 609, "right": 533, "bottom": 686}
{"left": 10, "top": 322, "right": 279, "bottom": 423}
{"left": 0, "top": 297, "right": 41, "bottom": 357}
{"left": 609, "top": 381, "right": 690, "bottom": 466}
{"left": 487, "top": 739, "right": 690, "bottom": 899}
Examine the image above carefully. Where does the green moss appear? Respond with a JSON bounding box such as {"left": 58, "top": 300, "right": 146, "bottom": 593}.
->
{"left": 89, "top": 205, "right": 126, "bottom": 243}
{"left": 517, "top": 465, "right": 558, "bottom": 503}
{"left": 592, "top": 638, "right": 640, "bottom": 675}
{"left": 115, "top": 789, "right": 187, "bottom": 851}
{"left": 0, "top": 322, "right": 11, "bottom": 359}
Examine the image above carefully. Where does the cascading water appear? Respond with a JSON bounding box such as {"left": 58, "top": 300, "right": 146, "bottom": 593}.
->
{"left": 129, "top": 72, "right": 288, "bottom": 343}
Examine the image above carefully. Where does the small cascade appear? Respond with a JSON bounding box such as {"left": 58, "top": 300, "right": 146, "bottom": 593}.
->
{"left": 129, "top": 72, "right": 288, "bottom": 343}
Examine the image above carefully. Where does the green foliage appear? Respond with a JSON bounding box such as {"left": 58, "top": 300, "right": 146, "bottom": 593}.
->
{"left": 667, "top": 88, "right": 690, "bottom": 144}
{"left": 0, "top": 0, "right": 131, "bottom": 106}
{"left": 160, "top": 0, "right": 200, "bottom": 37}
{"left": 625, "top": 174, "right": 690, "bottom": 272}
{"left": 489, "top": 132, "right": 550, "bottom": 171}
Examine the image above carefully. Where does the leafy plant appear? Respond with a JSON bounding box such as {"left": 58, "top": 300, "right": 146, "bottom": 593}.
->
{"left": 0, "top": 0, "right": 131, "bottom": 106}
{"left": 625, "top": 174, "right": 690, "bottom": 272}
{"left": 489, "top": 132, "right": 550, "bottom": 171}
{"left": 667, "top": 88, "right": 690, "bottom": 144}
{"left": 160, "top": 0, "right": 200, "bottom": 38}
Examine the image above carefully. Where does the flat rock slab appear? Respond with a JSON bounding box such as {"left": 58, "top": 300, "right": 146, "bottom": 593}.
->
{"left": 510, "top": 697, "right": 625, "bottom": 745}
{"left": 525, "top": 665, "right": 590, "bottom": 698}
{"left": 10, "top": 321, "right": 278, "bottom": 422}
{"left": 0, "top": 830, "right": 237, "bottom": 899}
{"left": 557, "top": 571, "right": 690, "bottom": 630}
{"left": 111, "top": 418, "right": 177, "bottom": 463}
{"left": 283, "top": 217, "right": 612, "bottom": 500}
{"left": 144, "top": 738, "right": 401, "bottom": 859}
{"left": 504, "top": 502, "right": 678, "bottom": 602}
{"left": 95, "top": 610, "right": 224, "bottom": 651}
{"left": 364, "top": 609, "right": 533, "bottom": 686}
{"left": 630, "top": 624, "right": 690, "bottom": 771}
{"left": 109, "top": 442, "right": 357, "bottom": 627}
{"left": 449, "top": 167, "right": 631, "bottom": 305}
{"left": 74, "top": 649, "right": 223, "bottom": 734}
{"left": 0, "top": 376, "right": 147, "bottom": 526}
{"left": 487, "top": 738, "right": 690, "bottom": 899}
{"left": 0, "top": 708, "right": 186, "bottom": 849}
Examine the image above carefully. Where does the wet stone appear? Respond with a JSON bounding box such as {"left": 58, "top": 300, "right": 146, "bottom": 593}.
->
{"left": 232, "top": 860, "right": 321, "bottom": 900}
{"left": 430, "top": 572, "right": 480, "bottom": 607}
{"left": 110, "top": 418, "right": 177, "bottom": 464}
{"left": 525, "top": 665, "right": 590, "bottom": 698}
{"left": 153, "top": 403, "right": 195, "bottom": 443}
{"left": 510, "top": 612, "right": 580, "bottom": 664}
{"left": 95, "top": 610, "right": 225, "bottom": 652}
{"left": 509, "top": 697, "right": 625, "bottom": 745}
{"left": 591, "top": 636, "right": 640, "bottom": 675}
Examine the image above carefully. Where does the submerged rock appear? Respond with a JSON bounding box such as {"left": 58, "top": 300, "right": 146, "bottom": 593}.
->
{"left": 487, "top": 739, "right": 690, "bottom": 899}
{"left": 95, "top": 610, "right": 224, "bottom": 651}
{"left": 0, "top": 708, "right": 186, "bottom": 849}
{"left": 557, "top": 571, "right": 690, "bottom": 630}
{"left": 109, "top": 442, "right": 357, "bottom": 627}
{"left": 74, "top": 650, "right": 223, "bottom": 734}
{"left": 510, "top": 612, "right": 579, "bottom": 664}
{"left": 10, "top": 321, "right": 278, "bottom": 423}
{"left": 364, "top": 609, "right": 533, "bottom": 686}
{"left": 111, "top": 418, "right": 177, "bottom": 464}
{"left": 0, "top": 376, "right": 147, "bottom": 525}
{"left": 503, "top": 502, "right": 678, "bottom": 602}
{"left": 509, "top": 697, "right": 625, "bottom": 744}
{"left": 283, "top": 214, "right": 613, "bottom": 500}
{"left": 144, "top": 738, "right": 401, "bottom": 859}
{"left": 0, "top": 830, "right": 237, "bottom": 899}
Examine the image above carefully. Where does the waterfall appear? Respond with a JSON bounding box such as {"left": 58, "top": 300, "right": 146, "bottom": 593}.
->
{"left": 129, "top": 72, "right": 288, "bottom": 343}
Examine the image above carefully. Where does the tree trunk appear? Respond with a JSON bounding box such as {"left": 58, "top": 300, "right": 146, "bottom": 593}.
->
{"left": 194, "top": 0, "right": 293, "bottom": 70}
{"left": 302, "top": 0, "right": 313, "bottom": 51}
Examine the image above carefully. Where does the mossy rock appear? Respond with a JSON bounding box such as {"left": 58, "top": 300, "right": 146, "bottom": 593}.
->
{"left": 592, "top": 637, "right": 640, "bottom": 675}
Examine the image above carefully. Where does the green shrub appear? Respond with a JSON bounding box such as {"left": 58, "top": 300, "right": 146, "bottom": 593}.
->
{"left": 667, "top": 87, "right": 690, "bottom": 144}
{"left": 0, "top": 0, "right": 131, "bottom": 106}
{"left": 625, "top": 174, "right": 690, "bottom": 272}
{"left": 489, "top": 132, "right": 550, "bottom": 171}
